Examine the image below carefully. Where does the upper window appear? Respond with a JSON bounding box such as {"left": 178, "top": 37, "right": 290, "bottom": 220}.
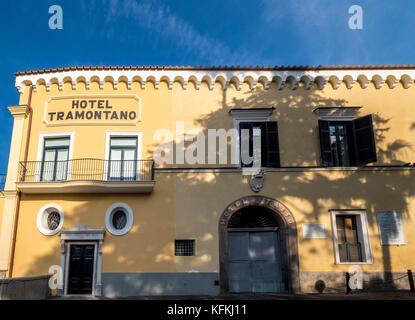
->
{"left": 108, "top": 137, "right": 138, "bottom": 181}
{"left": 318, "top": 115, "right": 377, "bottom": 167}
{"left": 239, "top": 121, "right": 280, "bottom": 168}
{"left": 41, "top": 137, "right": 70, "bottom": 181}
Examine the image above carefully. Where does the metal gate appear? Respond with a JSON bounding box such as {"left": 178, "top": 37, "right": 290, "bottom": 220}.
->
{"left": 228, "top": 228, "right": 282, "bottom": 293}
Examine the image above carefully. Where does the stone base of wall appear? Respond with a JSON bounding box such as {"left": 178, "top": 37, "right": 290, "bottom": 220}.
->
{"left": 0, "top": 275, "right": 51, "bottom": 300}
{"left": 0, "top": 271, "right": 6, "bottom": 280}
{"left": 102, "top": 272, "right": 220, "bottom": 297}
{"left": 300, "top": 272, "right": 410, "bottom": 293}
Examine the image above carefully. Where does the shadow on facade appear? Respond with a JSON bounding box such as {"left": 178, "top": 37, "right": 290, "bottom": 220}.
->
{"left": 18, "top": 80, "right": 415, "bottom": 295}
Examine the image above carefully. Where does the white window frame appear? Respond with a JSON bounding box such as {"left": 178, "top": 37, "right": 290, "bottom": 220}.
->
{"left": 36, "top": 203, "right": 64, "bottom": 236}
{"left": 105, "top": 202, "right": 134, "bottom": 236}
{"left": 104, "top": 131, "right": 142, "bottom": 181}
{"left": 59, "top": 225, "right": 104, "bottom": 297}
{"left": 35, "top": 132, "right": 75, "bottom": 182}
{"left": 330, "top": 209, "right": 373, "bottom": 265}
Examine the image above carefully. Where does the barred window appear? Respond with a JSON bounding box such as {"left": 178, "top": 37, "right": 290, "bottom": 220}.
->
{"left": 175, "top": 240, "right": 195, "bottom": 256}
{"left": 47, "top": 211, "right": 61, "bottom": 230}
{"left": 112, "top": 210, "right": 127, "bottom": 230}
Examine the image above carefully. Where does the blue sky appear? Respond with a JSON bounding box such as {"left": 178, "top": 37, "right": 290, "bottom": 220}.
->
{"left": 0, "top": 0, "right": 414, "bottom": 172}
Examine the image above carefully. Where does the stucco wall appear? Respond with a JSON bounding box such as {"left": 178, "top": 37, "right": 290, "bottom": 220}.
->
{"left": 6, "top": 74, "right": 415, "bottom": 294}
{"left": 0, "top": 196, "right": 4, "bottom": 234}
{"left": 11, "top": 169, "right": 415, "bottom": 278}
{"left": 16, "top": 79, "right": 415, "bottom": 168}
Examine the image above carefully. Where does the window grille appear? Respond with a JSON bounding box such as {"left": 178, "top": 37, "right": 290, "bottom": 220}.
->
{"left": 175, "top": 240, "right": 195, "bottom": 256}
{"left": 112, "top": 210, "right": 127, "bottom": 230}
{"left": 47, "top": 211, "right": 61, "bottom": 230}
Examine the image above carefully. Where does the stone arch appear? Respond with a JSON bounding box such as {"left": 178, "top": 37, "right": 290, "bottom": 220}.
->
{"left": 219, "top": 195, "right": 300, "bottom": 294}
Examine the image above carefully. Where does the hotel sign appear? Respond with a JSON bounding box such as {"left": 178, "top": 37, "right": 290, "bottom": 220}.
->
{"left": 44, "top": 94, "right": 141, "bottom": 126}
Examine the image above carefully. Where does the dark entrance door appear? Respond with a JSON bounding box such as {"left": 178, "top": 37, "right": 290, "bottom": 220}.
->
{"left": 67, "top": 244, "right": 95, "bottom": 295}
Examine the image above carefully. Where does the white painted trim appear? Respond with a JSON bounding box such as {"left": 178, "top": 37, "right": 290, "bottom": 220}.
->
{"left": 36, "top": 203, "right": 64, "bottom": 236}
{"left": 105, "top": 202, "right": 134, "bottom": 236}
{"left": 15, "top": 68, "right": 415, "bottom": 93}
{"left": 330, "top": 210, "right": 373, "bottom": 265}
{"left": 59, "top": 225, "right": 105, "bottom": 296}
{"left": 229, "top": 108, "right": 275, "bottom": 118}
{"left": 104, "top": 131, "right": 143, "bottom": 180}
{"left": 35, "top": 131, "right": 75, "bottom": 181}
{"left": 313, "top": 107, "right": 361, "bottom": 118}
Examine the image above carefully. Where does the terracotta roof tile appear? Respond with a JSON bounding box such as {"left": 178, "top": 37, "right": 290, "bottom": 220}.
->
{"left": 13, "top": 64, "right": 415, "bottom": 76}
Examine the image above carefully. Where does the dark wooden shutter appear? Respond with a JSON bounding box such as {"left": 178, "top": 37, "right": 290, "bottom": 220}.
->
{"left": 239, "top": 122, "right": 253, "bottom": 167}
{"left": 352, "top": 115, "right": 377, "bottom": 166}
{"left": 264, "top": 121, "right": 280, "bottom": 168}
{"left": 318, "top": 120, "right": 333, "bottom": 166}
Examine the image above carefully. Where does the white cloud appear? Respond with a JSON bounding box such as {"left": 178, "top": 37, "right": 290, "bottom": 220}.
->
{"left": 103, "top": 0, "right": 258, "bottom": 65}
{"left": 259, "top": 0, "right": 372, "bottom": 64}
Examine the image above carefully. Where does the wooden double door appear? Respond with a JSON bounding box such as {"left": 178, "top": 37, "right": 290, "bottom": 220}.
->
{"left": 228, "top": 228, "right": 283, "bottom": 293}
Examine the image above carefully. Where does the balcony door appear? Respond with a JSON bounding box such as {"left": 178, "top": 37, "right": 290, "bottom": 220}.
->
{"left": 41, "top": 137, "right": 70, "bottom": 181}
{"left": 108, "top": 137, "right": 138, "bottom": 181}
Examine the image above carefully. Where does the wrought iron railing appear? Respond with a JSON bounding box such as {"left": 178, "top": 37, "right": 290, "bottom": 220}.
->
{"left": 18, "top": 159, "right": 154, "bottom": 183}
{"left": 0, "top": 174, "right": 6, "bottom": 190}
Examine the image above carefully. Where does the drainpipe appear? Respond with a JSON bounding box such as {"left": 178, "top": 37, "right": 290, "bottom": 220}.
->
{"left": 8, "top": 86, "right": 33, "bottom": 278}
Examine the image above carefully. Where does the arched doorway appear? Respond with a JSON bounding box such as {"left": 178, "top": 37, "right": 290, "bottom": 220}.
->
{"left": 219, "top": 196, "right": 300, "bottom": 294}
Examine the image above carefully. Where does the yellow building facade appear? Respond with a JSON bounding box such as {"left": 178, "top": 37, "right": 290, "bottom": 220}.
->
{"left": 0, "top": 65, "right": 414, "bottom": 296}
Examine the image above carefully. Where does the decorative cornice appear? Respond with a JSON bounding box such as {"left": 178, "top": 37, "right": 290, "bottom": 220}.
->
{"left": 14, "top": 65, "right": 415, "bottom": 93}
{"left": 313, "top": 107, "right": 362, "bottom": 118}
{"left": 7, "top": 105, "right": 29, "bottom": 118}
{"left": 60, "top": 224, "right": 105, "bottom": 241}
{"left": 229, "top": 107, "right": 275, "bottom": 118}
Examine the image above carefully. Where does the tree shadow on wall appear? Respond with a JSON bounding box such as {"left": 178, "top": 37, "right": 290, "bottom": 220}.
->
{"left": 147, "top": 80, "right": 415, "bottom": 293}
{"left": 22, "top": 79, "right": 415, "bottom": 296}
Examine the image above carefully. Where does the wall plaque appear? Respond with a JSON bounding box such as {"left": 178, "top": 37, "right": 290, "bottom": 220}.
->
{"left": 377, "top": 211, "right": 406, "bottom": 245}
{"left": 44, "top": 94, "right": 141, "bottom": 126}
{"left": 302, "top": 223, "right": 327, "bottom": 239}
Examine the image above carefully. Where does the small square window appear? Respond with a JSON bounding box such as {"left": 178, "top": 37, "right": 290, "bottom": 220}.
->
{"left": 175, "top": 240, "right": 195, "bottom": 256}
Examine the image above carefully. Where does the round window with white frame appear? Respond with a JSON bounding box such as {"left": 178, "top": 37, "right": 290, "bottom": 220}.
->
{"left": 105, "top": 203, "right": 133, "bottom": 236}
{"left": 37, "top": 203, "right": 64, "bottom": 236}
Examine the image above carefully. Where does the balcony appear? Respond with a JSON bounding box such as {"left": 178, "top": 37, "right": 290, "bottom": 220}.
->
{"left": 16, "top": 159, "right": 155, "bottom": 194}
